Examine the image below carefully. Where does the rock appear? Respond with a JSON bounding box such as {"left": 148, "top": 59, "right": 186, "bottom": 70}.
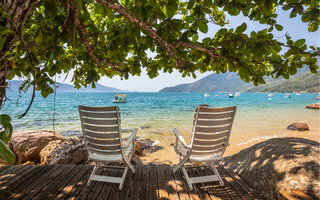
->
{"left": 140, "top": 125, "right": 151, "bottom": 129}
{"left": 40, "top": 140, "right": 64, "bottom": 164}
{"left": 223, "top": 137, "right": 320, "bottom": 199}
{"left": 286, "top": 122, "right": 309, "bottom": 131}
{"left": 10, "top": 130, "right": 65, "bottom": 164}
{"left": 50, "top": 137, "right": 88, "bottom": 165}
{"left": 130, "top": 154, "right": 143, "bottom": 165}
{"left": 306, "top": 103, "right": 320, "bottom": 109}
{"left": 134, "top": 138, "right": 163, "bottom": 156}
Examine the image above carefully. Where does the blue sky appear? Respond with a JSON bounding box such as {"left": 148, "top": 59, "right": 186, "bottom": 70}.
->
{"left": 58, "top": 8, "right": 319, "bottom": 92}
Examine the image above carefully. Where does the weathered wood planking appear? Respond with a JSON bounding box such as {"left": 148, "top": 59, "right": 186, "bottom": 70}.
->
{"left": 0, "top": 164, "right": 260, "bottom": 200}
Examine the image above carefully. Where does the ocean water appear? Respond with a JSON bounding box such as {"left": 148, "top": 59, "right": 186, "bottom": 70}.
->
{"left": 2, "top": 92, "right": 319, "bottom": 145}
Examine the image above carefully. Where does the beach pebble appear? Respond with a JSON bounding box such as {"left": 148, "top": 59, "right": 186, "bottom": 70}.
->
{"left": 306, "top": 103, "right": 320, "bottom": 109}
{"left": 286, "top": 122, "right": 309, "bottom": 131}
{"left": 140, "top": 125, "right": 151, "bottom": 129}
{"left": 9, "top": 130, "right": 65, "bottom": 164}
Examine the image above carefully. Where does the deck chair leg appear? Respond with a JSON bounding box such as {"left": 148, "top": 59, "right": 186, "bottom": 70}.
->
{"left": 173, "top": 156, "right": 188, "bottom": 173}
{"left": 182, "top": 166, "right": 193, "bottom": 190}
{"left": 209, "top": 162, "right": 224, "bottom": 186}
{"left": 119, "top": 166, "right": 128, "bottom": 190}
{"left": 87, "top": 165, "right": 98, "bottom": 186}
{"left": 124, "top": 156, "right": 135, "bottom": 173}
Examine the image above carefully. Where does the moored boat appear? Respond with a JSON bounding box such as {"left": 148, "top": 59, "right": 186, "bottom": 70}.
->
{"left": 268, "top": 93, "right": 274, "bottom": 97}
{"left": 112, "top": 94, "right": 127, "bottom": 103}
{"left": 235, "top": 92, "right": 240, "bottom": 97}
{"left": 284, "top": 94, "right": 292, "bottom": 98}
{"left": 204, "top": 93, "right": 210, "bottom": 97}
{"left": 228, "top": 93, "right": 233, "bottom": 98}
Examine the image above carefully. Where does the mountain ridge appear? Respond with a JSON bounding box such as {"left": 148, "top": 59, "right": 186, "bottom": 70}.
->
{"left": 7, "top": 80, "right": 127, "bottom": 93}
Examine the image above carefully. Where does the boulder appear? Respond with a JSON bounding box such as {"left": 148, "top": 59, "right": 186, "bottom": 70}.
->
{"left": 10, "top": 130, "right": 65, "bottom": 164}
{"left": 134, "top": 138, "right": 163, "bottom": 156}
{"left": 40, "top": 140, "right": 64, "bottom": 164}
{"left": 50, "top": 137, "right": 88, "bottom": 165}
{"left": 306, "top": 103, "right": 320, "bottom": 109}
{"left": 223, "top": 137, "right": 320, "bottom": 199}
{"left": 286, "top": 122, "right": 309, "bottom": 131}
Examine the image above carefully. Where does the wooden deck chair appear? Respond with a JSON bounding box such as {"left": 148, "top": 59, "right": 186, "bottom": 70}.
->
{"left": 78, "top": 105, "right": 138, "bottom": 190}
{"left": 173, "top": 106, "right": 237, "bottom": 190}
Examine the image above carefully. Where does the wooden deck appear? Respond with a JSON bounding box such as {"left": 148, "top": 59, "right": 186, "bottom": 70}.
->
{"left": 0, "top": 164, "right": 260, "bottom": 200}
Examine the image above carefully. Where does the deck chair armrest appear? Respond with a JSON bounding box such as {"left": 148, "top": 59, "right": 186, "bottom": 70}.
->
{"left": 123, "top": 128, "right": 138, "bottom": 148}
{"left": 173, "top": 128, "right": 190, "bottom": 149}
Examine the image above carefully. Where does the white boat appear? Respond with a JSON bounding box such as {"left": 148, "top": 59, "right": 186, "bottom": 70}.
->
{"left": 112, "top": 94, "right": 127, "bottom": 103}
{"left": 228, "top": 93, "right": 233, "bottom": 98}
{"left": 296, "top": 93, "right": 301, "bottom": 95}
{"left": 284, "top": 94, "right": 292, "bottom": 98}
{"left": 235, "top": 92, "right": 240, "bottom": 97}
{"left": 268, "top": 93, "right": 274, "bottom": 97}
{"left": 204, "top": 93, "right": 210, "bottom": 97}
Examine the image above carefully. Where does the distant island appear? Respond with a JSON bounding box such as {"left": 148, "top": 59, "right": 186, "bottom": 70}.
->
{"left": 159, "top": 68, "right": 319, "bottom": 93}
{"left": 7, "top": 80, "right": 127, "bottom": 93}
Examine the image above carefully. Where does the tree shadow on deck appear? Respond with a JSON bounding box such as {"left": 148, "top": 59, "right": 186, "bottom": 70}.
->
{"left": 223, "top": 137, "right": 320, "bottom": 199}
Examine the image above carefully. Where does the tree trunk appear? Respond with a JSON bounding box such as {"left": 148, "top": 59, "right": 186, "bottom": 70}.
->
{"left": 0, "top": 0, "right": 37, "bottom": 108}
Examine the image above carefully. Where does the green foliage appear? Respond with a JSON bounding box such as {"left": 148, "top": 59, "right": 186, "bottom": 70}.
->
{"left": 0, "top": 0, "right": 319, "bottom": 97}
{"left": 0, "top": 114, "right": 15, "bottom": 165}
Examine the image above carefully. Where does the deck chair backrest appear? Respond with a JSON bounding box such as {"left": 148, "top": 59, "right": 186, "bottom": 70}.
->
{"left": 78, "top": 105, "right": 123, "bottom": 157}
{"left": 190, "top": 106, "right": 237, "bottom": 157}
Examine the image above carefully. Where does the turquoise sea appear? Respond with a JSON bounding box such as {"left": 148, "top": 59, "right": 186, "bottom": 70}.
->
{"left": 2, "top": 92, "right": 319, "bottom": 157}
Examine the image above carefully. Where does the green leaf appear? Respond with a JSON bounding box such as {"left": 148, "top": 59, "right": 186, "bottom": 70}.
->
{"left": 0, "top": 140, "right": 15, "bottom": 165}
{"left": 187, "top": 0, "right": 195, "bottom": 9}
{"left": 294, "top": 39, "right": 305, "bottom": 47}
{"left": 0, "top": 114, "right": 11, "bottom": 126}
{"left": 165, "top": 5, "right": 175, "bottom": 18}
{"left": 0, "top": 26, "right": 12, "bottom": 35}
{"left": 236, "top": 23, "right": 247, "bottom": 33}
{"left": 198, "top": 21, "right": 208, "bottom": 33}
{"left": 275, "top": 24, "right": 283, "bottom": 31}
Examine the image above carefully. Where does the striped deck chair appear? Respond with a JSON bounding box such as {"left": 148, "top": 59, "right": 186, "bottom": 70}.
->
{"left": 78, "top": 105, "right": 138, "bottom": 190}
{"left": 173, "top": 106, "right": 237, "bottom": 190}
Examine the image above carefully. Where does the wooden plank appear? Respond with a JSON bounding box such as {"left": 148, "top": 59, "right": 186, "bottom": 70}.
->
{"left": 148, "top": 164, "right": 158, "bottom": 200}
{"left": 32, "top": 165, "right": 77, "bottom": 200}
{"left": 195, "top": 125, "right": 230, "bottom": 133}
{"left": 214, "top": 166, "right": 242, "bottom": 200}
{"left": 140, "top": 165, "right": 150, "bottom": 200}
{"left": 164, "top": 166, "right": 180, "bottom": 200}
{"left": 0, "top": 165, "right": 32, "bottom": 185}
{"left": 84, "top": 124, "right": 119, "bottom": 133}
{"left": 217, "top": 166, "right": 252, "bottom": 200}
{"left": 85, "top": 131, "right": 119, "bottom": 139}
{"left": 79, "top": 105, "right": 117, "bottom": 112}
{"left": 85, "top": 137, "right": 120, "bottom": 145}
{"left": 193, "top": 138, "right": 227, "bottom": 146}
{"left": 55, "top": 165, "right": 92, "bottom": 200}
{"left": 87, "top": 148, "right": 122, "bottom": 156}
{"left": 107, "top": 169, "right": 122, "bottom": 200}
{"left": 118, "top": 167, "right": 134, "bottom": 200}
{"left": 196, "top": 119, "right": 232, "bottom": 126}
{"left": 0, "top": 165, "right": 37, "bottom": 190}
{"left": 194, "top": 166, "right": 224, "bottom": 200}
{"left": 190, "top": 147, "right": 224, "bottom": 156}
{"left": 129, "top": 165, "right": 142, "bottom": 200}
{"left": 75, "top": 167, "right": 104, "bottom": 200}
{"left": 88, "top": 143, "right": 120, "bottom": 151}
{"left": 8, "top": 165, "right": 54, "bottom": 199}
{"left": 0, "top": 166, "right": 10, "bottom": 173}
{"left": 157, "top": 165, "right": 169, "bottom": 199}
{"left": 96, "top": 168, "right": 119, "bottom": 200}
{"left": 81, "top": 112, "right": 118, "bottom": 119}
{"left": 83, "top": 118, "right": 118, "bottom": 126}
{"left": 172, "top": 169, "right": 191, "bottom": 200}
{"left": 198, "top": 112, "right": 233, "bottom": 120}
{"left": 86, "top": 168, "right": 112, "bottom": 200}
{"left": 198, "top": 106, "right": 237, "bottom": 112}
{"left": 194, "top": 132, "right": 228, "bottom": 140}
{"left": 203, "top": 166, "right": 232, "bottom": 200}
{"left": 192, "top": 144, "right": 224, "bottom": 152}
{"left": 18, "top": 165, "right": 69, "bottom": 200}
{"left": 187, "top": 167, "right": 210, "bottom": 200}
{"left": 224, "top": 168, "right": 260, "bottom": 200}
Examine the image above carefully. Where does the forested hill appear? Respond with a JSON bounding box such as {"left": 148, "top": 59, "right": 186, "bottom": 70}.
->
{"left": 159, "top": 69, "right": 319, "bottom": 93}
{"left": 7, "top": 80, "right": 125, "bottom": 93}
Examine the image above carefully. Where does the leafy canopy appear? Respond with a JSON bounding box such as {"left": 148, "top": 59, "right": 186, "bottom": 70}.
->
{"left": 1, "top": 0, "right": 319, "bottom": 98}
